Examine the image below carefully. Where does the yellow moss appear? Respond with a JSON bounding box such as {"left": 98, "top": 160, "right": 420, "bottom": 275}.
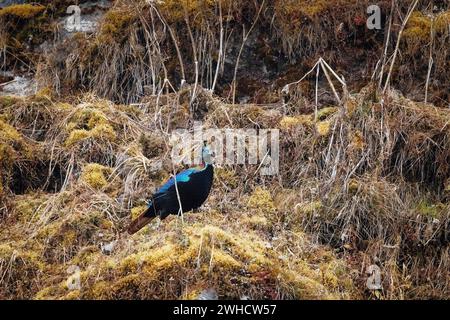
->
{"left": 0, "top": 119, "right": 30, "bottom": 168}
{"left": 35, "top": 286, "right": 58, "bottom": 300}
{"left": 404, "top": 12, "right": 432, "bottom": 40}
{"left": 35, "top": 87, "right": 54, "bottom": 100}
{"left": 349, "top": 130, "right": 365, "bottom": 151}
{"left": 0, "top": 244, "right": 45, "bottom": 299}
{"left": 69, "top": 108, "right": 109, "bottom": 128}
{"left": 14, "top": 194, "right": 47, "bottom": 223}
{"left": 279, "top": 115, "right": 312, "bottom": 129}
{"left": 88, "top": 111, "right": 106, "bottom": 129}
{"left": 212, "top": 250, "right": 242, "bottom": 269}
{"left": 345, "top": 97, "right": 358, "bottom": 115}
{"left": 184, "top": 288, "right": 202, "bottom": 300}
{"left": 65, "top": 124, "right": 116, "bottom": 147}
{"left": 281, "top": 268, "right": 333, "bottom": 299}
{"left": 214, "top": 168, "right": 239, "bottom": 189}
{"left": 36, "top": 219, "right": 62, "bottom": 240}
{"left": 90, "top": 124, "right": 116, "bottom": 141}
{"left": 275, "top": 0, "right": 330, "bottom": 20}
{"left": 243, "top": 215, "right": 269, "bottom": 230}
{"left": 65, "top": 129, "right": 90, "bottom": 146}
{"left": 316, "top": 121, "right": 331, "bottom": 136}
{"left": 404, "top": 10, "right": 450, "bottom": 40}
{"left": 120, "top": 244, "right": 175, "bottom": 274}
{"left": 100, "top": 219, "right": 114, "bottom": 230}
{"left": 274, "top": 0, "right": 335, "bottom": 35}
{"left": 80, "top": 163, "right": 112, "bottom": 190}
{"left": 0, "top": 95, "right": 20, "bottom": 108}
{"left": 0, "top": 4, "right": 45, "bottom": 19}
{"left": 88, "top": 281, "right": 110, "bottom": 299}
{"left": 98, "top": 8, "right": 136, "bottom": 42}
{"left": 131, "top": 205, "right": 148, "bottom": 220}
{"left": 62, "top": 230, "right": 77, "bottom": 246}
{"left": 320, "top": 262, "right": 340, "bottom": 289}
{"left": 435, "top": 11, "right": 450, "bottom": 33}
{"left": 317, "top": 107, "right": 338, "bottom": 120}
{"left": 0, "top": 119, "right": 22, "bottom": 141}
{"left": 298, "top": 1, "right": 329, "bottom": 17}
{"left": 197, "top": 225, "right": 270, "bottom": 266}
{"left": 118, "top": 104, "right": 143, "bottom": 117}
{"left": 348, "top": 179, "right": 359, "bottom": 194}
{"left": 65, "top": 121, "right": 77, "bottom": 132}
{"left": 416, "top": 200, "right": 444, "bottom": 219}
{"left": 56, "top": 102, "right": 72, "bottom": 110}
{"left": 28, "top": 220, "right": 354, "bottom": 299}
{"left": 70, "top": 246, "right": 101, "bottom": 267}
{"left": 247, "top": 187, "right": 276, "bottom": 214}
{"left": 159, "top": 0, "right": 217, "bottom": 23}
{"left": 64, "top": 290, "right": 80, "bottom": 300}
{"left": 295, "top": 201, "right": 322, "bottom": 216}
{"left": 123, "top": 143, "right": 142, "bottom": 158}
{"left": 274, "top": 189, "right": 301, "bottom": 212}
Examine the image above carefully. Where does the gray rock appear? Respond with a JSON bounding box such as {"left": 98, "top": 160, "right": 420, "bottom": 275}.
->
{"left": 0, "top": 75, "right": 36, "bottom": 96}
{"left": 0, "top": 0, "right": 26, "bottom": 9}
{"left": 197, "top": 288, "right": 218, "bottom": 300}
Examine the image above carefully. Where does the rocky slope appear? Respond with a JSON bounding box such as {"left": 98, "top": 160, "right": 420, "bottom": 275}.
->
{"left": 0, "top": 0, "right": 449, "bottom": 300}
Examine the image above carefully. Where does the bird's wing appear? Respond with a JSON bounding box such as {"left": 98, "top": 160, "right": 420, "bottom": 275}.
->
{"left": 156, "top": 167, "right": 202, "bottom": 194}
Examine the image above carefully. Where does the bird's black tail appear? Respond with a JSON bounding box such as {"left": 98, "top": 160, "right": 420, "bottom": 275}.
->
{"left": 127, "top": 206, "right": 157, "bottom": 235}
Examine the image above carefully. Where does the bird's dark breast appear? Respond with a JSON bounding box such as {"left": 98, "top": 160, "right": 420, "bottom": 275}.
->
{"left": 155, "top": 165, "right": 213, "bottom": 219}
{"left": 180, "top": 165, "right": 214, "bottom": 210}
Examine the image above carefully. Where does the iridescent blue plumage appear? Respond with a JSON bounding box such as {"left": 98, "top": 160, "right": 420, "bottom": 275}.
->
{"left": 156, "top": 167, "right": 198, "bottom": 194}
{"left": 128, "top": 145, "right": 214, "bottom": 234}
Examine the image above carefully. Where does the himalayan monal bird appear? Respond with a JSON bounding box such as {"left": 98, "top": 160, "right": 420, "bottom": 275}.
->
{"left": 128, "top": 143, "right": 214, "bottom": 234}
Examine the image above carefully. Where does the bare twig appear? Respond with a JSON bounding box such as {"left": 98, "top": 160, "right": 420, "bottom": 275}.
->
{"left": 383, "top": 0, "right": 419, "bottom": 94}
{"left": 211, "top": 0, "right": 224, "bottom": 94}
{"left": 151, "top": 4, "right": 186, "bottom": 85}
{"left": 314, "top": 63, "right": 320, "bottom": 122}
{"left": 425, "top": 16, "right": 435, "bottom": 104}
{"left": 231, "top": 0, "right": 265, "bottom": 104}
{"left": 378, "top": 0, "right": 395, "bottom": 90}
{"left": 320, "top": 59, "right": 341, "bottom": 105}
{"left": 184, "top": 3, "right": 199, "bottom": 105}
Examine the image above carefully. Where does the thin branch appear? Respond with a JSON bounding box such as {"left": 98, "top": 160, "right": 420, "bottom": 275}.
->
{"left": 425, "top": 17, "right": 435, "bottom": 104}
{"left": 383, "top": 0, "right": 419, "bottom": 94}
{"left": 314, "top": 63, "right": 320, "bottom": 122}
{"left": 184, "top": 2, "right": 199, "bottom": 105}
{"left": 151, "top": 4, "right": 186, "bottom": 85}
{"left": 211, "top": 0, "right": 223, "bottom": 93}
{"left": 378, "top": 0, "right": 395, "bottom": 90}
{"left": 231, "top": 0, "right": 265, "bottom": 104}
{"left": 320, "top": 59, "right": 341, "bottom": 105}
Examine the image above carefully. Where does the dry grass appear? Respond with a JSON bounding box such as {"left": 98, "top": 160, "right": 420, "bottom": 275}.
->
{"left": 0, "top": 91, "right": 357, "bottom": 300}
{"left": 0, "top": 0, "right": 449, "bottom": 301}
{"left": 0, "top": 81, "right": 449, "bottom": 299}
